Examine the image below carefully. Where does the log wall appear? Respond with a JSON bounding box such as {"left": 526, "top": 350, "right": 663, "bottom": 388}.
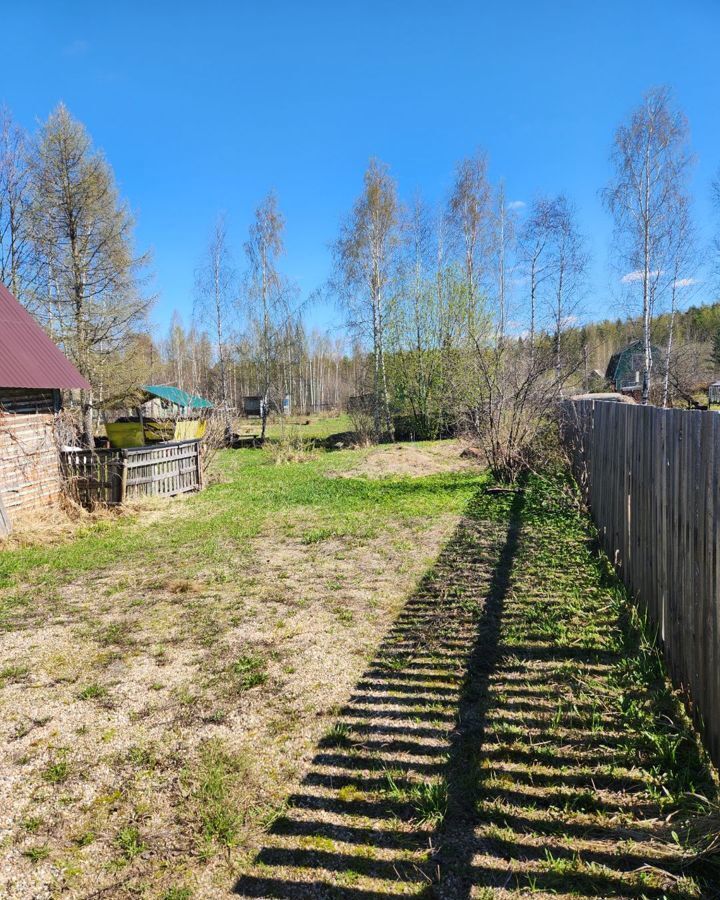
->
{"left": 0, "top": 389, "right": 62, "bottom": 520}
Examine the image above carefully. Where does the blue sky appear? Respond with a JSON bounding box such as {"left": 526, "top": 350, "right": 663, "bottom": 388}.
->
{"left": 3, "top": 1, "right": 720, "bottom": 336}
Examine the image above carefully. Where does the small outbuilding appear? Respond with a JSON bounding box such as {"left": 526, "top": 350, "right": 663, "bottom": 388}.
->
{"left": 708, "top": 382, "right": 720, "bottom": 410}
{"left": 605, "top": 340, "right": 662, "bottom": 398}
{"left": 104, "top": 384, "right": 213, "bottom": 448}
{"left": 142, "top": 384, "right": 213, "bottom": 413}
{"left": 0, "top": 282, "right": 90, "bottom": 530}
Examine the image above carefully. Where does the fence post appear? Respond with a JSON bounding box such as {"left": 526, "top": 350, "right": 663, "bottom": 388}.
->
{"left": 119, "top": 450, "right": 129, "bottom": 503}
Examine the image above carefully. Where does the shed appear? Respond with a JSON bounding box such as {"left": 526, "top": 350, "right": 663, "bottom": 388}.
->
{"left": 709, "top": 382, "right": 720, "bottom": 409}
{"left": 142, "top": 384, "right": 213, "bottom": 412}
{"left": 0, "top": 282, "right": 89, "bottom": 528}
{"left": 605, "top": 341, "right": 662, "bottom": 396}
{"left": 243, "top": 396, "right": 264, "bottom": 417}
{"left": 104, "top": 385, "right": 213, "bottom": 448}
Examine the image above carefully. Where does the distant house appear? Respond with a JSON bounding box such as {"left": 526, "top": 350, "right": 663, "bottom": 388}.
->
{"left": 709, "top": 382, "right": 720, "bottom": 409}
{"left": 0, "top": 282, "right": 89, "bottom": 529}
{"left": 605, "top": 340, "right": 662, "bottom": 398}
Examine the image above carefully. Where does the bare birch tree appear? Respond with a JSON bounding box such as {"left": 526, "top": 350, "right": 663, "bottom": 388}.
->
{"left": 519, "top": 197, "right": 556, "bottom": 358}
{"left": 29, "top": 103, "right": 151, "bottom": 445}
{"left": 542, "top": 196, "right": 588, "bottom": 383}
{"left": 333, "top": 159, "right": 400, "bottom": 441}
{"left": 244, "top": 191, "right": 291, "bottom": 441}
{"left": 194, "top": 213, "right": 235, "bottom": 435}
{"left": 662, "top": 195, "right": 697, "bottom": 407}
{"left": 492, "top": 181, "right": 516, "bottom": 343}
{"left": 603, "top": 86, "right": 692, "bottom": 405}
{"left": 712, "top": 171, "right": 720, "bottom": 294}
{"left": 446, "top": 150, "right": 491, "bottom": 318}
{"left": 0, "top": 107, "right": 33, "bottom": 305}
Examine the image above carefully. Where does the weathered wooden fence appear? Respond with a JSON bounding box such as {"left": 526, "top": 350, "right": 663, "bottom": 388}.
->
{"left": 61, "top": 440, "right": 203, "bottom": 507}
{"left": 561, "top": 399, "right": 720, "bottom": 766}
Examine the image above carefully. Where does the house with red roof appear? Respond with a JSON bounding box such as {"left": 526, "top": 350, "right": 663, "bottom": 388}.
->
{"left": 0, "top": 281, "right": 89, "bottom": 531}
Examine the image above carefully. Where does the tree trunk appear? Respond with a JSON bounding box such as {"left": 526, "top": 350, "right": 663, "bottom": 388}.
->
{"left": 81, "top": 389, "right": 94, "bottom": 448}
{"left": 642, "top": 142, "right": 652, "bottom": 406}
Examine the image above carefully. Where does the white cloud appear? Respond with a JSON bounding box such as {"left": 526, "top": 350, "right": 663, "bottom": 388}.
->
{"left": 507, "top": 200, "right": 526, "bottom": 211}
{"left": 621, "top": 269, "right": 660, "bottom": 283}
{"left": 621, "top": 271, "right": 699, "bottom": 288}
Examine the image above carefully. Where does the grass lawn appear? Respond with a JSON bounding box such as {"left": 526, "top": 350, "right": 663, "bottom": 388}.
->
{"left": 233, "top": 412, "right": 354, "bottom": 442}
{"left": 0, "top": 434, "right": 482, "bottom": 899}
{"left": 1, "top": 432, "right": 718, "bottom": 899}
{"left": 235, "top": 471, "right": 720, "bottom": 899}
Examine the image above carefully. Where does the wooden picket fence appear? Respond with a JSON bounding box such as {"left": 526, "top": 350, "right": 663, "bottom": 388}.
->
{"left": 561, "top": 399, "right": 720, "bottom": 766}
{"left": 61, "top": 439, "right": 203, "bottom": 507}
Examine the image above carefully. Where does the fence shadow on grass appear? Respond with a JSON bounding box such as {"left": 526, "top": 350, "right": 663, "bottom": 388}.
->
{"left": 234, "top": 486, "right": 523, "bottom": 898}
{"left": 235, "top": 480, "right": 717, "bottom": 899}
{"left": 436, "top": 482, "right": 718, "bottom": 900}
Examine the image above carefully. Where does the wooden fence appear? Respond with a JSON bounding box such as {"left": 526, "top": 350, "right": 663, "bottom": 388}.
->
{"left": 61, "top": 440, "right": 203, "bottom": 507}
{"left": 561, "top": 399, "right": 720, "bottom": 766}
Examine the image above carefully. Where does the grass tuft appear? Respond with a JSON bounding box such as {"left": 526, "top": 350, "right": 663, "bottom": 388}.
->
{"left": 115, "top": 825, "right": 146, "bottom": 861}
{"left": 77, "top": 682, "right": 109, "bottom": 701}
{"left": 320, "top": 722, "right": 353, "bottom": 748}
{"left": 230, "top": 654, "right": 267, "bottom": 691}
{"left": 42, "top": 753, "right": 70, "bottom": 785}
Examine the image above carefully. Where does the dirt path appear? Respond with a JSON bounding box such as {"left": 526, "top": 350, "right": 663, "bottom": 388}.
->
{"left": 234, "top": 477, "right": 719, "bottom": 899}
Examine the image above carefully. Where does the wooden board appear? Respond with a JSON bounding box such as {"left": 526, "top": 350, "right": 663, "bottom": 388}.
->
{"left": 0, "top": 491, "right": 11, "bottom": 537}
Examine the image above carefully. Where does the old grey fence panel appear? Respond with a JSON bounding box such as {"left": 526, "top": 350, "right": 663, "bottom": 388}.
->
{"left": 561, "top": 399, "right": 720, "bottom": 767}
{"left": 61, "top": 439, "right": 203, "bottom": 507}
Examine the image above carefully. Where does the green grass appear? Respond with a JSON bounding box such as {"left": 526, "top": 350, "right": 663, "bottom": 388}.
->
{"left": 190, "top": 739, "right": 248, "bottom": 851}
{"left": 0, "top": 441, "right": 482, "bottom": 629}
{"left": 0, "top": 663, "right": 29, "bottom": 684}
{"left": 448, "top": 470, "right": 720, "bottom": 896}
{"left": 162, "top": 889, "right": 193, "bottom": 900}
{"left": 259, "top": 413, "right": 353, "bottom": 441}
{"left": 230, "top": 654, "right": 267, "bottom": 691}
{"left": 0, "top": 433, "right": 482, "bottom": 898}
{"left": 77, "top": 682, "right": 109, "bottom": 701}
{"left": 227, "top": 463, "right": 720, "bottom": 898}
{"left": 42, "top": 754, "right": 70, "bottom": 785}
{"left": 115, "top": 825, "right": 146, "bottom": 861}
{"left": 320, "top": 722, "right": 353, "bottom": 748}
{"left": 22, "top": 845, "right": 50, "bottom": 863}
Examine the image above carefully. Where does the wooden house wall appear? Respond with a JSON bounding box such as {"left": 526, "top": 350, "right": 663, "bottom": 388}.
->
{"left": 0, "top": 389, "right": 62, "bottom": 516}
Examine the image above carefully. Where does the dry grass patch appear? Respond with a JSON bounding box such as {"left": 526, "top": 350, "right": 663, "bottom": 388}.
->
{"left": 330, "top": 439, "right": 477, "bottom": 480}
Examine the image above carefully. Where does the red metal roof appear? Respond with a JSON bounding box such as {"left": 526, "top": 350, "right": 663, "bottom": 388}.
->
{"left": 0, "top": 282, "right": 90, "bottom": 390}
